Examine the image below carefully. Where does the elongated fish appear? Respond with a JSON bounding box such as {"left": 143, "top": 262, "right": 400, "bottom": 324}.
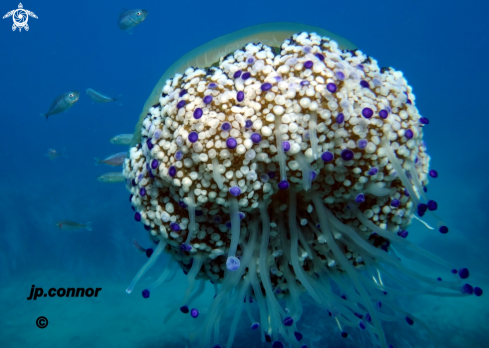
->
{"left": 41, "top": 91, "right": 80, "bottom": 121}
{"left": 56, "top": 220, "right": 92, "bottom": 231}
{"left": 118, "top": 9, "right": 148, "bottom": 33}
{"left": 110, "top": 134, "right": 133, "bottom": 145}
{"left": 97, "top": 172, "right": 125, "bottom": 183}
{"left": 94, "top": 152, "right": 127, "bottom": 166}
{"left": 86, "top": 88, "right": 122, "bottom": 104}
{"left": 44, "top": 148, "right": 67, "bottom": 160}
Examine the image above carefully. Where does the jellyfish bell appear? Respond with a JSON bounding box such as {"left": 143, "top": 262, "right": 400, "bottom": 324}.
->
{"left": 123, "top": 23, "right": 480, "bottom": 348}
{"left": 129, "top": 22, "right": 356, "bottom": 148}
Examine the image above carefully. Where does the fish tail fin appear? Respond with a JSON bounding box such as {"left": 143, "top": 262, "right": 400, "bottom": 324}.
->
{"left": 94, "top": 158, "right": 101, "bottom": 166}
{"left": 115, "top": 94, "right": 123, "bottom": 106}
{"left": 84, "top": 222, "right": 92, "bottom": 231}
{"left": 41, "top": 113, "right": 48, "bottom": 121}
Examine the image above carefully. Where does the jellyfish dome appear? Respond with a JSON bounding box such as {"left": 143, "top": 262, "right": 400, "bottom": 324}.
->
{"left": 122, "top": 23, "right": 480, "bottom": 348}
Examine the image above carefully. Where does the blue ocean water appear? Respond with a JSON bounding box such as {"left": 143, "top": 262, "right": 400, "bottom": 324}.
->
{"left": 1, "top": 0, "right": 488, "bottom": 347}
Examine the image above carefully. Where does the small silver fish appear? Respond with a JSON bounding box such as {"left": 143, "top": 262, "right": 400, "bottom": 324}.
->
{"left": 97, "top": 172, "right": 125, "bottom": 183}
{"left": 40, "top": 91, "right": 80, "bottom": 121}
{"left": 118, "top": 9, "right": 148, "bottom": 33}
{"left": 56, "top": 220, "right": 92, "bottom": 231}
{"left": 86, "top": 88, "right": 122, "bottom": 104}
{"left": 94, "top": 152, "right": 127, "bottom": 166}
{"left": 110, "top": 134, "right": 133, "bottom": 145}
{"left": 44, "top": 148, "right": 67, "bottom": 160}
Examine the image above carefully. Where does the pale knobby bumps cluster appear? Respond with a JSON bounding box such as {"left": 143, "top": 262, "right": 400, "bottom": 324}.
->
{"left": 122, "top": 31, "right": 428, "bottom": 286}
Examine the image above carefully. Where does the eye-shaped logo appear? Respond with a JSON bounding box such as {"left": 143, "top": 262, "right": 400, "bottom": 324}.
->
{"left": 3, "top": 3, "right": 37, "bottom": 32}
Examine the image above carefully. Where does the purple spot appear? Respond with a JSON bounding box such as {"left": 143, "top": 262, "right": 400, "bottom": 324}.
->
{"left": 278, "top": 180, "right": 289, "bottom": 190}
{"left": 146, "top": 139, "right": 153, "bottom": 150}
{"left": 417, "top": 203, "right": 428, "bottom": 213}
{"left": 300, "top": 80, "right": 310, "bottom": 86}
{"left": 474, "top": 287, "right": 483, "bottom": 296}
{"left": 226, "top": 137, "right": 237, "bottom": 149}
{"left": 134, "top": 212, "right": 141, "bottom": 222}
{"left": 341, "top": 149, "right": 354, "bottom": 161}
{"left": 379, "top": 109, "right": 388, "bottom": 119}
{"left": 336, "top": 71, "right": 345, "bottom": 80}
{"left": 360, "top": 80, "right": 370, "bottom": 88}
{"left": 177, "top": 100, "right": 186, "bottom": 109}
{"left": 406, "top": 317, "right": 414, "bottom": 326}
{"left": 405, "top": 129, "right": 414, "bottom": 139}
{"left": 327, "top": 83, "right": 337, "bottom": 93}
{"left": 229, "top": 186, "right": 241, "bottom": 196}
{"left": 357, "top": 139, "right": 368, "bottom": 149}
{"left": 282, "top": 141, "right": 290, "bottom": 152}
{"left": 193, "top": 108, "right": 203, "bottom": 119}
{"left": 251, "top": 133, "right": 262, "bottom": 143}
{"left": 226, "top": 256, "right": 240, "bottom": 271}
{"left": 272, "top": 341, "right": 284, "bottom": 348}
{"left": 140, "top": 187, "right": 146, "bottom": 197}
{"left": 251, "top": 322, "right": 260, "bottom": 330}
{"left": 439, "top": 226, "right": 448, "bottom": 234}
{"left": 355, "top": 193, "right": 365, "bottom": 203}
{"left": 321, "top": 151, "right": 334, "bottom": 162}
{"left": 175, "top": 151, "right": 183, "bottom": 160}
{"left": 180, "top": 306, "right": 189, "bottom": 313}
{"left": 233, "top": 70, "right": 242, "bottom": 78}
{"left": 221, "top": 122, "right": 231, "bottom": 131}
{"left": 179, "top": 89, "right": 187, "bottom": 97}
{"left": 294, "top": 331, "right": 303, "bottom": 341}
{"left": 237, "top": 91, "right": 244, "bottom": 102}
{"left": 315, "top": 53, "right": 325, "bottom": 61}
{"left": 208, "top": 83, "right": 217, "bottom": 89}
{"left": 397, "top": 230, "right": 409, "bottom": 238}
{"left": 246, "top": 57, "right": 255, "bottom": 64}
{"left": 242, "top": 72, "right": 251, "bottom": 80}
{"left": 168, "top": 166, "right": 177, "bottom": 177}
{"left": 261, "top": 83, "right": 272, "bottom": 91}
{"left": 151, "top": 159, "right": 158, "bottom": 169}
{"left": 203, "top": 95, "right": 213, "bottom": 104}
{"left": 459, "top": 268, "right": 469, "bottom": 279}
{"left": 419, "top": 117, "right": 430, "bottom": 125}
{"left": 188, "top": 131, "right": 199, "bottom": 143}
{"left": 190, "top": 308, "right": 199, "bottom": 318}
{"left": 429, "top": 170, "right": 438, "bottom": 178}
{"left": 390, "top": 199, "right": 400, "bottom": 207}
{"left": 304, "top": 61, "right": 314, "bottom": 69}
{"left": 359, "top": 321, "right": 366, "bottom": 330}
{"left": 142, "top": 289, "right": 150, "bottom": 298}
{"left": 283, "top": 317, "right": 293, "bottom": 326}
{"left": 170, "top": 223, "right": 180, "bottom": 232}
{"left": 368, "top": 167, "right": 378, "bottom": 175}
{"left": 362, "top": 108, "right": 373, "bottom": 119}
{"left": 463, "top": 283, "right": 474, "bottom": 295}
{"left": 427, "top": 200, "right": 437, "bottom": 211}
{"left": 245, "top": 120, "right": 253, "bottom": 128}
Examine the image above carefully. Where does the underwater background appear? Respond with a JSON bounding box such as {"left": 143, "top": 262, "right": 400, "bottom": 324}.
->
{"left": 1, "top": 0, "right": 488, "bottom": 347}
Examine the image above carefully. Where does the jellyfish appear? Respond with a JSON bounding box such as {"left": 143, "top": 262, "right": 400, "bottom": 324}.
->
{"left": 122, "top": 23, "right": 482, "bottom": 348}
